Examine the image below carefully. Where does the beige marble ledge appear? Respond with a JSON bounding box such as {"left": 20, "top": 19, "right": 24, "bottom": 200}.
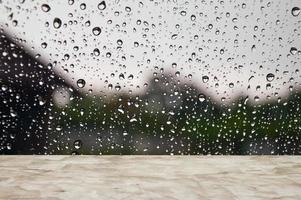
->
{"left": 0, "top": 156, "right": 301, "bottom": 200}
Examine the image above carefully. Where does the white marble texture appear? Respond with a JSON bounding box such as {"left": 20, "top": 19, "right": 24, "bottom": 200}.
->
{"left": 0, "top": 156, "right": 301, "bottom": 200}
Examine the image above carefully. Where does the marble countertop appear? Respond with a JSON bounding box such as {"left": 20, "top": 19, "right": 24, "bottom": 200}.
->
{"left": 0, "top": 156, "right": 300, "bottom": 200}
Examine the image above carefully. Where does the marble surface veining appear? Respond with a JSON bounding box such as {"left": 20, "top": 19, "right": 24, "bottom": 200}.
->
{"left": 0, "top": 156, "right": 301, "bottom": 200}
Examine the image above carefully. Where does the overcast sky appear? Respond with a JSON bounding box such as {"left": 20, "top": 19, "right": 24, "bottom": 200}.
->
{"left": 0, "top": 0, "right": 300, "bottom": 103}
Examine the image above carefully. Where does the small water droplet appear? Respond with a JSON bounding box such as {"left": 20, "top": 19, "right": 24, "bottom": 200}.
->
{"left": 125, "top": 6, "right": 131, "bottom": 12}
{"left": 1, "top": 85, "right": 8, "bottom": 91}
{"left": 180, "top": 11, "right": 186, "bottom": 16}
{"left": 74, "top": 140, "right": 82, "bottom": 150}
{"left": 10, "top": 111, "right": 17, "bottom": 117}
{"left": 171, "top": 34, "right": 178, "bottom": 40}
{"left": 6, "top": 143, "right": 12, "bottom": 150}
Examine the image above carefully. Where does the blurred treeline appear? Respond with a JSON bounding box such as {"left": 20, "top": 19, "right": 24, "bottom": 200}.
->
{"left": 50, "top": 75, "right": 301, "bottom": 155}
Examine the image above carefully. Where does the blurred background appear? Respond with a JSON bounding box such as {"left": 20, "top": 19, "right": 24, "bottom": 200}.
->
{"left": 0, "top": 0, "right": 301, "bottom": 154}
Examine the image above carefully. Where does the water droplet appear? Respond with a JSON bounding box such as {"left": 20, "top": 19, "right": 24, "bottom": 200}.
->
{"left": 119, "top": 73, "right": 125, "bottom": 80}
{"left": 77, "top": 79, "right": 86, "bottom": 88}
{"left": 180, "top": 11, "right": 186, "bottom": 16}
{"left": 92, "top": 27, "right": 101, "bottom": 36}
{"left": 80, "top": 3, "right": 86, "bottom": 10}
{"left": 98, "top": 1, "right": 106, "bottom": 10}
{"left": 106, "top": 52, "right": 111, "bottom": 58}
{"left": 171, "top": 34, "right": 178, "bottom": 40}
{"left": 41, "top": 42, "right": 47, "bottom": 49}
{"left": 93, "top": 48, "right": 100, "bottom": 56}
{"left": 41, "top": 4, "right": 51, "bottom": 12}
{"left": 1, "top": 85, "right": 8, "bottom": 91}
{"left": 68, "top": 0, "right": 74, "bottom": 5}
{"left": 115, "top": 85, "right": 121, "bottom": 91}
{"left": 53, "top": 18, "right": 62, "bottom": 29}
{"left": 190, "top": 15, "right": 196, "bottom": 21}
{"left": 198, "top": 94, "right": 206, "bottom": 102}
{"left": 266, "top": 73, "right": 275, "bottom": 82}
{"left": 202, "top": 75, "right": 209, "bottom": 83}
{"left": 125, "top": 6, "right": 131, "bottom": 12}
{"left": 128, "top": 74, "right": 133, "bottom": 80}
{"left": 6, "top": 143, "right": 12, "bottom": 150}
{"left": 10, "top": 111, "right": 17, "bottom": 117}
{"left": 56, "top": 126, "right": 62, "bottom": 131}
{"left": 290, "top": 47, "right": 298, "bottom": 55}
{"left": 74, "top": 140, "right": 82, "bottom": 150}
{"left": 292, "top": 7, "right": 300, "bottom": 17}
{"left": 117, "top": 39, "right": 123, "bottom": 46}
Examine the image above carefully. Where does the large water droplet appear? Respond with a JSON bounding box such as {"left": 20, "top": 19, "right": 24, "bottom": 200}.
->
{"left": 93, "top": 48, "right": 100, "bottom": 56}
{"left": 80, "top": 3, "right": 86, "bottom": 10}
{"left": 266, "top": 73, "right": 275, "bottom": 82}
{"left": 92, "top": 27, "right": 101, "bottom": 36}
{"left": 41, "top": 4, "right": 51, "bottom": 12}
{"left": 292, "top": 7, "right": 300, "bottom": 17}
{"left": 77, "top": 79, "right": 86, "bottom": 88}
{"left": 198, "top": 94, "right": 206, "bottom": 102}
{"left": 290, "top": 47, "right": 298, "bottom": 55}
{"left": 53, "top": 18, "right": 62, "bottom": 29}
{"left": 98, "top": 1, "right": 106, "bottom": 10}
{"left": 202, "top": 75, "right": 209, "bottom": 83}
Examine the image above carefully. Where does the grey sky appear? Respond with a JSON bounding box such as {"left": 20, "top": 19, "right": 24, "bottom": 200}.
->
{"left": 0, "top": 0, "right": 300, "bottom": 103}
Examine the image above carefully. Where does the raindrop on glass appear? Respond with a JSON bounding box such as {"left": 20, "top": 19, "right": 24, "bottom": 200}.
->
{"left": 74, "top": 140, "right": 82, "bottom": 150}
{"left": 290, "top": 47, "right": 298, "bottom": 55}
{"left": 41, "top": 4, "right": 51, "bottom": 12}
{"left": 77, "top": 79, "right": 86, "bottom": 88}
{"left": 98, "top": 1, "right": 106, "bottom": 10}
{"left": 266, "top": 73, "right": 275, "bottom": 82}
{"left": 53, "top": 18, "right": 62, "bottom": 29}
{"left": 292, "top": 7, "right": 300, "bottom": 17}
{"left": 92, "top": 27, "right": 101, "bottom": 36}
{"left": 198, "top": 94, "right": 206, "bottom": 102}
{"left": 202, "top": 75, "right": 209, "bottom": 83}
{"left": 93, "top": 48, "right": 100, "bottom": 56}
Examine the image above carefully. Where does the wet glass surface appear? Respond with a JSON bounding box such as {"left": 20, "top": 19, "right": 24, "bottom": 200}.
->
{"left": 0, "top": 0, "right": 300, "bottom": 154}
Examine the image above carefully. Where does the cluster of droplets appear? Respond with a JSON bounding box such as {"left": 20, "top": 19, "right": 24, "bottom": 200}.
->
{"left": 0, "top": 0, "right": 300, "bottom": 155}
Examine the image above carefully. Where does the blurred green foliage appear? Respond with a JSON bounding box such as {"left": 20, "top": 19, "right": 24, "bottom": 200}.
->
{"left": 50, "top": 78, "right": 301, "bottom": 155}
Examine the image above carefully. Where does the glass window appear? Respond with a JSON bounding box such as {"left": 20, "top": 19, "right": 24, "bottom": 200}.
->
{"left": 0, "top": 0, "right": 300, "bottom": 154}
